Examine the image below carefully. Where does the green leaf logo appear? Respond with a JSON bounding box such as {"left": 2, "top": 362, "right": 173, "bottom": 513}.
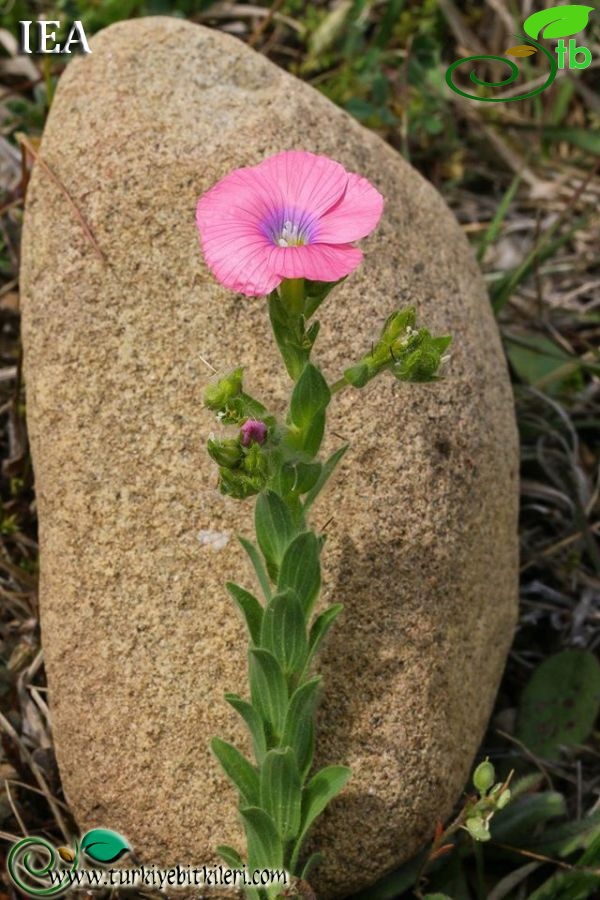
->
{"left": 524, "top": 4, "right": 594, "bottom": 40}
{"left": 80, "top": 828, "right": 130, "bottom": 864}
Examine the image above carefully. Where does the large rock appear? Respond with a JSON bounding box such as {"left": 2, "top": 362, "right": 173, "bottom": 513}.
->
{"left": 20, "top": 17, "right": 518, "bottom": 897}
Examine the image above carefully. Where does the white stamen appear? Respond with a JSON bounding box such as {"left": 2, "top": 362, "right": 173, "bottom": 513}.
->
{"left": 277, "top": 219, "right": 302, "bottom": 247}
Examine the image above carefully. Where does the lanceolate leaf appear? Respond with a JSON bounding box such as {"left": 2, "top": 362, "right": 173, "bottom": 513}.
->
{"left": 282, "top": 677, "right": 322, "bottom": 778}
{"left": 260, "top": 748, "right": 302, "bottom": 841}
{"left": 239, "top": 536, "right": 272, "bottom": 600}
{"left": 291, "top": 766, "right": 351, "bottom": 871}
{"left": 290, "top": 363, "right": 331, "bottom": 428}
{"left": 307, "top": 604, "right": 344, "bottom": 664}
{"left": 226, "top": 582, "right": 263, "bottom": 645}
{"left": 240, "top": 806, "right": 283, "bottom": 871}
{"left": 255, "top": 491, "right": 296, "bottom": 580}
{"left": 278, "top": 532, "right": 321, "bottom": 617}
{"left": 261, "top": 590, "right": 308, "bottom": 675}
{"left": 211, "top": 738, "right": 259, "bottom": 806}
{"left": 224, "top": 693, "right": 267, "bottom": 763}
{"left": 216, "top": 845, "right": 244, "bottom": 868}
{"left": 303, "top": 445, "right": 348, "bottom": 513}
{"left": 249, "top": 648, "right": 288, "bottom": 737}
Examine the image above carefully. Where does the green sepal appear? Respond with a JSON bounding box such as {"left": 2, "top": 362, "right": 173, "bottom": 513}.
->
{"left": 249, "top": 648, "right": 288, "bottom": 737}
{"left": 304, "top": 278, "right": 345, "bottom": 319}
{"left": 303, "top": 445, "right": 348, "bottom": 513}
{"left": 260, "top": 748, "right": 302, "bottom": 841}
{"left": 217, "top": 845, "right": 244, "bottom": 868}
{"left": 268, "top": 291, "right": 310, "bottom": 381}
{"left": 282, "top": 676, "right": 322, "bottom": 778}
{"left": 290, "top": 766, "right": 351, "bottom": 872}
{"left": 226, "top": 582, "right": 263, "bottom": 645}
{"left": 239, "top": 536, "right": 272, "bottom": 601}
{"left": 210, "top": 738, "right": 259, "bottom": 806}
{"left": 255, "top": 490, "right": 296, "bottom": 581}
{"left": 224, "top": 693, "right": 267, "bottom": 764}
{"left": 240, "top": 806, "right": 283, "bottom": 870}
{"left": 261, "top": 589, "right": 308, "bottom": 676}
{"left": 278, "top": 531, "right": 321, "bottom": 618}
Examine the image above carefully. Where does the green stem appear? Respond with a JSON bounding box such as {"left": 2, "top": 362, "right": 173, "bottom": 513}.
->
{"left": 279, "top": 278, "right": 305, "bottom": 316}
{"left": 330, "top": 377, "right": 349, "bottom": 394}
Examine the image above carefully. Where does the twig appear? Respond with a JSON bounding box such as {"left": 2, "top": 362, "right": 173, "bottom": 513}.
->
{"left": 16, "top": 133, "right": 106, "bottom": 265}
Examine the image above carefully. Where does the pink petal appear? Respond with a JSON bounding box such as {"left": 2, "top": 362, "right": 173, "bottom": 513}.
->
{"left": 268, "top": 243, "right": 363, "bottom": 282}
{"left": 255, "top": 151, "right": 348, "bottom": 220}
{"left": 316, "top": 172, "right": 384, "bottom": 243}
{"left": 196, "top": 169, "right": 281, "bottom": 296}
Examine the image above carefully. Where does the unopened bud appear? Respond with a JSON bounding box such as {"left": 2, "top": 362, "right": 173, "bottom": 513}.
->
{"left": 496, "top": 788, "right": 511, "bottom": 810}
{"left": 473, "top": 759, "right": 495, "bottom": 794}
{"left": 204, "top": 367, "right": 243, "bottom": 411}
{"left": 240, "top": 418, "right": 268, "bottom": 447}
{"left": 465, "top": 817, "right": 491, "bottom": 842}
{"left": 381, "top": 307, "right": 417, "bottom": 342}
{"left": 207, "top": 437, "right": 243, "bottom": 468}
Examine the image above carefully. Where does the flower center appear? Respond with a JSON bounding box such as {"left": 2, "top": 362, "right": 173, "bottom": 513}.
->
{"left": 261, "top": 207, "right": 316, "bottom": 248}
{"left": 277, "top": 220, "right": 306, "bottom": 247}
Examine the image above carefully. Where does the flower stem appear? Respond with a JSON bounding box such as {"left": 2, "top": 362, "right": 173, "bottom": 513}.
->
{"left": 330, "top": 377, "right": 349, "bottom": 395}
{"left": 279, "top": 278, "right": 305, "bottom": 316}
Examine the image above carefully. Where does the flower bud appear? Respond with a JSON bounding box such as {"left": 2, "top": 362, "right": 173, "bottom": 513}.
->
{"left": 495, "top": 788, "right": 511, "bottom": 810}
{"left": 243, "top": 443, "right": 269, "bottom": 478}
{"left": 473, "top": 759, "right": 495, "bottom": 794}
{"left": 240, "top": 418, "right": 268, "bottom": 447}
{"left": 343, "top": 362, "right": 370, "bottom": 388}
{"left": 465, "top": 817, "right": 491, "bottom": 842}
{"left": 218, "top": 467, "right": 263, "bottom": 500}
{"left": 207, "top": 437, "right": 243, "bottom": 468}
{"left": 204, "top": 367, "right": 243, "bottom": 411}
{"left": 381, "top": 307, "right": 417, "bottom": 343}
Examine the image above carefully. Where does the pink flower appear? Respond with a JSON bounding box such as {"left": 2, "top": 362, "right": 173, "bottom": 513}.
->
{"left": 196, "top": 151, "right": 384, "bottom": 297}
{"left": 240, "top": 419, "right": 268, "bottom": 447}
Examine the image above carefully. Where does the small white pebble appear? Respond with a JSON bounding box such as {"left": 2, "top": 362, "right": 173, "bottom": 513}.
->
{"left": 197, "top": 530, "right": 230, "bottom": 550}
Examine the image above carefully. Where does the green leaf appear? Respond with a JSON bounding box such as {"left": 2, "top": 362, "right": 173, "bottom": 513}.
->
{"left": 526, "top": 868, "right": 600, "bottom": 900}
{"left": 217, "top": 845, "right": 244, "bottom": 868}
{"left": 529, "top": 808, "right": 600, "bottom": 858}
{"left": 282, "top": 676, "right": 322, "bottom": 777}
{"left": 300, "top": 852, "right": 324, "bottom": 881}
{"left": 260, "top": 748, "right": 302, "bottom": 841}
{"left": 255, "top": 491, "right": 296, "bottom": 581}
{"left": 240, "top": 806, "right": 283, "bottom": 870}
{"left": 80, "top": 829, "right": 130, "bottom": 864}
{"left": 303, "top": 445, "right": 348, "bottom": 513}
{"left": 516, "top": 650, "right": 600, "bottom": 759}
{"left": 261, "top": 590, "right": 308, "bottom": 675}
{"left": 291, "top": 765, "right": 351, "bottom": 871}
{"left": 239, "top": 536, "right": 272, "bottom": 600}
{"left": 226, "top": 582, "right": 263, "bottom": 645}
{"left": 224, "top": 693, "right": 267, "bottom": 763}
{"left": 505, "top": 334, "right": 575, "bottom": 391}
{"left": 290, "top": 364, "right": 331, "bottom": 427}
{"left": 249, "top": 648, "right": 288, "bottom": 737}
{"left": 491, "top": 792, "right": 567, "bottom": 844}
{"left": 211, "top": 738, "right": 259, "bottom": 806}
{"left": 278, "top": 532, "right": 321, "bottom": 617}
{"left": 524, "top": 5, "right": 594, "bottom": 40}
{"left": 307, "top": 604, "right": 344, "bottom": 665}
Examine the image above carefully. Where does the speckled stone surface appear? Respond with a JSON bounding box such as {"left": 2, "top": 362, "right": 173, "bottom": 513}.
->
{"left": 20, "top": 17, "right": 519, "bottom": 898}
